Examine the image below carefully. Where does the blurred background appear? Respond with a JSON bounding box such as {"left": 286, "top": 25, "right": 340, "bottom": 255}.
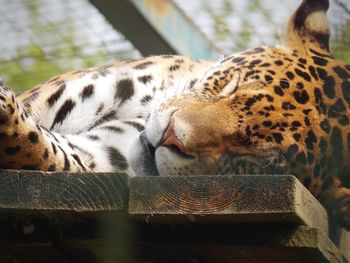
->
{"left": 0, "top": 0, "right": 349, "bottom": 92}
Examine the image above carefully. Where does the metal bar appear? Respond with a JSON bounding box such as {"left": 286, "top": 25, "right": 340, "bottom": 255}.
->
{"left": 89, "top": 0, "right": 220, "bottom": 60}
{"left": 129, "top": 0, "right": 220, "bottom": 59}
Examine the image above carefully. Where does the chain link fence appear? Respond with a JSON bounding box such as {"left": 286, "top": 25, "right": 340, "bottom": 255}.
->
{"left": 0, "top": 0, "right": 140, "bottom": 91}
{"left": 175, "top": 0, "right": 350, "bottom": 57}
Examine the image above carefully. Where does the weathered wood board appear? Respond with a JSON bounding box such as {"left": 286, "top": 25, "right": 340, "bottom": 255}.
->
{"left": 129, "top": 175, "right": 324, "bottom": 226}
{"left": 0, "top": 170, "right": 128, "bottom": 213}
{"left": 63, "top": 224, "right": 347, "bottom": 263}
{"left": 128, "top": 175, "right": 350, "bottom": 262}
{"left": 0, "top": 170, "right": 348, "bottom": 263}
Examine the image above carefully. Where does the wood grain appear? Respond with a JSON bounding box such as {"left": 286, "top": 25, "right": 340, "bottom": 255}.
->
{"left": 129, "top": 175, "right": 301, "bottom": 222}
{"left": 0, "top": 171, "right": 348, "bottom": 262}
{"left": 0, "top": 170, "right": 128, "bottom": 212}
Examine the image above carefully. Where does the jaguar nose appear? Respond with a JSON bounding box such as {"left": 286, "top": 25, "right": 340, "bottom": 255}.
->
{"left": 161, "top": 116, "right": 186, "bottom": 154}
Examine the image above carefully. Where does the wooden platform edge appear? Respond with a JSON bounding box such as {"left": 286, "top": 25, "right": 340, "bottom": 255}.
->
{"left": 129, "top": 175, "right": 307, "bottom": 222}
{"left": 293, "top": 179, "right": 350, "bottom": 261}
{"left": 0, "top": 171, "right": 349, "bottom": 262}
{"left": 293, "top": 178, "right": 329, "bottom": 234}
{"left": 317, "top": 227, "right": 349, "bottom": 263}
{"left": 0, "top": 170, "right": 129, "bottom": 212}
{"left": 63, "top": 226, "right": 345, "bottom": 263}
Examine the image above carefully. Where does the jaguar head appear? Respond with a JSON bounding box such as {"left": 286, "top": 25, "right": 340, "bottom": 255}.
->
{"left": 133, "top": 0, "right": 350, "bottom": 193}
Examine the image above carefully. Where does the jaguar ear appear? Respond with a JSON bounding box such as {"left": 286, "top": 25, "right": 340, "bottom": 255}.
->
{"left": 286, "top": 0, "right": 330, "bottom": 52}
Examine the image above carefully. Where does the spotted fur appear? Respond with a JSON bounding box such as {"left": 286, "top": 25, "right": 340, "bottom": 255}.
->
{"left": 1, "top": 0, "right": 350, "bottom": 228}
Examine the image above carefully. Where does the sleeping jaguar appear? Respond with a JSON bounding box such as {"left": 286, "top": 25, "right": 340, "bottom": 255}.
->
{"left": 1, "top": 0, "right": 350, "bottom": 228}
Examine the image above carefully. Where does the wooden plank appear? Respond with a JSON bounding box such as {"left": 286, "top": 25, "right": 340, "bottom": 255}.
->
{"left": 0, "top": 171, "right": 348, "bottom": 262}
{"left": 66, "top": 225, "right": 344, "bottom": 263}
{"left": 294, "top": 178, "right": 329, "bottom": 231}
{"left": 89, "top": 0, "right": 219, "bottom": 59}
{"left": 339, "top": 231, "right": 350, "bottom": 261}
{"left": 129, "top": 175, "right": 350, "bottom": 262}
{"left": 0, "top": 170, "right": 128, "bottom": 213}
{"left": 330, "top": 224, "right": 350, "bottom": 261}
{"left": 128, "top": 175, "right": 332, "bottom": 230}
{"left": 129, "top": 175, "right": 306, "bottom": 223}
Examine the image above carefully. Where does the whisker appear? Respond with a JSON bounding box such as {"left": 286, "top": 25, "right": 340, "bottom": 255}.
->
{"left": 263, "top": 156, "right": 276, "bottom": 168}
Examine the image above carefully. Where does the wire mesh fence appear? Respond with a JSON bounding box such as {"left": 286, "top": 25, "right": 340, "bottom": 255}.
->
{"left": 0, "top": 0, "right": 140, "bottom": 91}
{"left": 174, "top": 0, "right": 350, "bottom": 57}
